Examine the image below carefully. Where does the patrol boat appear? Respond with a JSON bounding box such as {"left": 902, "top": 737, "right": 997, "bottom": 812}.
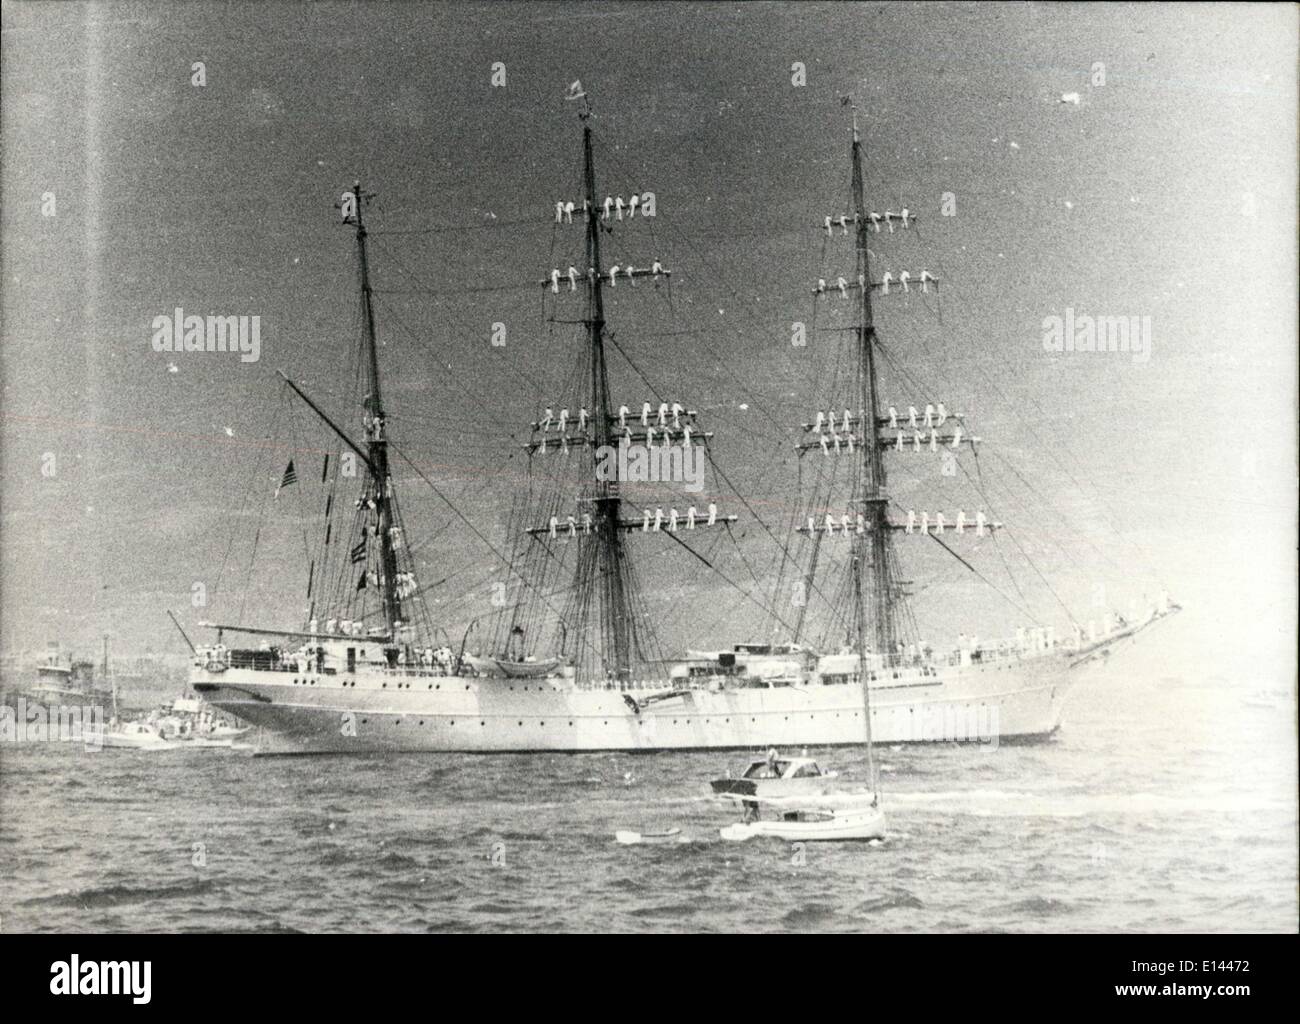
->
{"left": 190, "top": 94, "right": 1178, "bottom": 753}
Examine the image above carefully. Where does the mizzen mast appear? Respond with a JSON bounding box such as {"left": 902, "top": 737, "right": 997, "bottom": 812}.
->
{"left": 345, "top": 181, "right": 404, "bottom": 639}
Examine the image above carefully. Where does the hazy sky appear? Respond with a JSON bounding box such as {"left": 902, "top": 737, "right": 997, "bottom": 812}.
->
{"left": 1, "top": 1, "right": 1295, "bottom": 674}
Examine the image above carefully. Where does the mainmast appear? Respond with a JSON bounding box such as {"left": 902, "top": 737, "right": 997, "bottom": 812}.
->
{"left": 349, "top": 180, "right": 402, "bottom": 640}
{"left": 580, "top": 121, "right": 633, "bottom": 680}
{"left": 519, "top": 88, "right": 736, "bottom": 680}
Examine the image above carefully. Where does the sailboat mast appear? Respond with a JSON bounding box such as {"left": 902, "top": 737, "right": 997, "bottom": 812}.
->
{"left": 850, "top": 115, "right": 883, "bottom": 796}
{"left": 350, "top": 180, "right": 402, "bottom": 640}
{"left": 581, "top": 124, "right": 632, "bottom": 680}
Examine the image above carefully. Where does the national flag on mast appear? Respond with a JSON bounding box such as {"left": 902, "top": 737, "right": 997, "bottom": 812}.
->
{"left": 276, "top": 460, "right": 297, "bottom": 496}
{"left": 565, "top": 79, "right": 586, "bottom": 102}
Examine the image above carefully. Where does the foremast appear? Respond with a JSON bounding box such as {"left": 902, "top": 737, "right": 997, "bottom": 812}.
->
{"left": 849, "top": 116, "right": 895, "bottom": 660}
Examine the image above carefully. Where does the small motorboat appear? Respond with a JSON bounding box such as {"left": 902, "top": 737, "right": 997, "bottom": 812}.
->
{"left": 718, "top": 793, "right": 886, "bottom": 842}
{"left": 100, "top": 721, "right": 173, "bottom": 750}
{"left": 614, "top": 828, "right": 686, "bottom": 845}
{"left": 709, "top": 750, "right": 838, "bottom": 799}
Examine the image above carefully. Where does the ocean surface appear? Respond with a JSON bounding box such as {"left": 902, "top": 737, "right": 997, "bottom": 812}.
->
{"left": 1, "top": 658, "right": 1295, "bottom": 933}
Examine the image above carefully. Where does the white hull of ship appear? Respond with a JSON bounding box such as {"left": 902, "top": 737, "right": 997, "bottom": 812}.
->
{"left": 192, "top": 654, "right": 1072, "bottom": 754}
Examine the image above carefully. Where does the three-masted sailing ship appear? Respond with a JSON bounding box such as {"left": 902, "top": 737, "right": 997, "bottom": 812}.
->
{"left": 190, "top": 97, "right": 1178, "bottom": 753}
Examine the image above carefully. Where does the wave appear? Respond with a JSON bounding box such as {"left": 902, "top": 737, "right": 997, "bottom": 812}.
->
{"left": 27, "top": 876, "right": 221, "bottom": 911}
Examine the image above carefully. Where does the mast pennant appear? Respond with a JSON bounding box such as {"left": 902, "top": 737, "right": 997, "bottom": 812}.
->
{"left": 276, "top": 459, "right": 297, "bottom": 495}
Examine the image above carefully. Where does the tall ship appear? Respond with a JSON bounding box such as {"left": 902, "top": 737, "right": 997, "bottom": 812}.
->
{"left": 191, "top": 95, "right": 1178, "bottom": 753}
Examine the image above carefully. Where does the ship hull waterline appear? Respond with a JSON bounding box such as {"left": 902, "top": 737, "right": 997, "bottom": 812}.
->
{"left": 192, "top": 656, "right": 1072, "bottom": 755}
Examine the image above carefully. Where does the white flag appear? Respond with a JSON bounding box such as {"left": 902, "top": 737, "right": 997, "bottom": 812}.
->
{"left": 565, "top": 79, "right": 586, "bottom": 102}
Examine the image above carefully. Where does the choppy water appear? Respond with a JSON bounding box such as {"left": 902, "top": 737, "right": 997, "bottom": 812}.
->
{"left": 1, "top": 664, "right": 1295, "bottom": 933}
